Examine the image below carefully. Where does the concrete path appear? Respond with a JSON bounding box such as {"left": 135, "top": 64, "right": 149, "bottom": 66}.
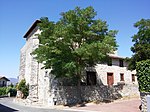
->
{"left": 64, "top": 98, "right": 141, "bottom": 112}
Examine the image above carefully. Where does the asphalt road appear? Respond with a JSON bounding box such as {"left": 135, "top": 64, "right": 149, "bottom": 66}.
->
{"left": 0, "top": 97, "right": 141, "bottom": 112}
{"left": 0, "top": 97, "right": 74, "bottom": 112}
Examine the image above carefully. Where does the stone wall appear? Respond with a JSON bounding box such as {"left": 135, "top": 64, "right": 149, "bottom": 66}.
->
{"left": 140, "top": 92, "right": 150, "bottom": 112}
{"left": 18, "top": 22, "right": 52, "bottom": 105}
{"left": 19, "top": 52, "right": 26, "bottom": 82}
{"left": 54, "top": 84, "right": 139, "bottom": 105}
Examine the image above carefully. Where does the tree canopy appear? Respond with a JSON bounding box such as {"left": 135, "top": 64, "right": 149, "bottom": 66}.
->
{"left": 33, "top": 6, "right": 118, "bottom": 80}
{"left": 128, "top": 19, "right": 150, "bottom": 70}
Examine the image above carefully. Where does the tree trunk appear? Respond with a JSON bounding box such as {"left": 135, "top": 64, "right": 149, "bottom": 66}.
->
{"left": 77, "top": 78, "right": 82, "bottom": 103}
{"left": 76, "top": 58, "right": 83, "bottom": 103}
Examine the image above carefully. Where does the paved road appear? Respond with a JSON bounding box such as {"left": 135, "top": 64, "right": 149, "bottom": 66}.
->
{"left": 0, "top": 97, "right": 141, "bottom": 112}
{"left": 64, "top": 98, "right": 141, "bottom": 112}
{"left": 0, "top": 97, "right": 73, "bottom": 112}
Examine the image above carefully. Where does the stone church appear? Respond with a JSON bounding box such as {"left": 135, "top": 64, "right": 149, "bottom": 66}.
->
{"left": 19, "top": 20, "right": 139, "bottom": 106}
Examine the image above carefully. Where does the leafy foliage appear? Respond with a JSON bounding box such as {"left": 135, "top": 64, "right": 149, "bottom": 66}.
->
{"left": 17, "top": 79, "right": 29, "bottom": 98}
{"left": 6, "top": 87, "right": 17, "bottom": 97}
{"left": 0, "top": 86, "right": 17, "bottom": 97}
{"left": 33, "top": 6, "right": 118, "bottom": 81}
{"left": 128, "top": 19, "right": 150, "bottom": 93}
{"left": 0, "top": 87, "right": 7, "bottom": 96}
{"left": 136, "top": 60, "right": 150, "bottom": 92}
{"left": 128, "top": 19, "right": 150, "bottom": 70}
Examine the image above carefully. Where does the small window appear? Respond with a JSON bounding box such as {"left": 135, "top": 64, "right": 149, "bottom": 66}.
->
{"left": 132, "top": 74, "right": 135, "bottom": 82}
{"left": 119, "top": 59, "right": 124, "bottom": 67}
{"left": 86, "top": 71, "right": 97, "bottom": 85}
{"left": 120, "top": 73, "right": 124, "bottom": 81}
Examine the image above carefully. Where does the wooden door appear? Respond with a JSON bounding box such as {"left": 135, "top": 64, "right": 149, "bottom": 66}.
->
{"left": 107, "top": 73, "right": 114, "bottom": 86}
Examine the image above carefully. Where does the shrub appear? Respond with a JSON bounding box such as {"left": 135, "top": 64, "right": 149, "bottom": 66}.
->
{"left": 17, "top": 79, "right": 29, "bottom": 98}
{"left": 0, "top": 87, "right": 7, "bottom": 96}
{"left": 136, "top": 59, "right": 150, "bottom": 92}
{"left": 6, "top": 87, "right": 17, "bottom": 97}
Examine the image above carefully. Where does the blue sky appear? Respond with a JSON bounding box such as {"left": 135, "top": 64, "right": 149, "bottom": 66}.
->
{"left": 0, "top": 0, "right": 150, "bottom": 78}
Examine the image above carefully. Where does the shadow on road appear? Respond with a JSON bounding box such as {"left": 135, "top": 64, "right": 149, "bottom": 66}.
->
{"left": 0, "top": 104, "right": 18, "bottom": 112}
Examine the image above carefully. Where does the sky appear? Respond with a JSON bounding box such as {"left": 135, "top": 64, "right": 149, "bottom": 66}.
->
{"left": 0, "top": 0, "right": 150, "bottom": 78}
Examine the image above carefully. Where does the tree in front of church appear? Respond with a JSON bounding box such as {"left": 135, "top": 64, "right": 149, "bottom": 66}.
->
{"left": 33, "top": 6, "right": 118, "bottom": 102}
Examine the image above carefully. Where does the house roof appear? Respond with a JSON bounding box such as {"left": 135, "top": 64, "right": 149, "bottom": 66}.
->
{"left": 108, "top": 54, "right": 125, "bottom": 59}
{"left": 23, "top": 20, "right": 41, "bottom": 38}
{"left": 0, "top": 76, "right": 10, "bottom": 81}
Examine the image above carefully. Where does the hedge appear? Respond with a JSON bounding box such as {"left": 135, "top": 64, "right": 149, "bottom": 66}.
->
{"left": 136, "top": 59, "right": 150, "bottom": 92}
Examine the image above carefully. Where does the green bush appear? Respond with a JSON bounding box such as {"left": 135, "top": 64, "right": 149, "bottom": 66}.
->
{"left": 0, "top": 87, "right": 7, "bottom": 96}
{"left": 136, "top": 59, "right": 150, "bottom": 92}
{"left": 6, "top": 87, "right": 17, "bottom": 97}
{"left": 17, "top": 79, "right": 29, "bottom": 98}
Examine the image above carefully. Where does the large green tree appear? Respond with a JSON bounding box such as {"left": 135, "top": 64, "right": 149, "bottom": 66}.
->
{"left": 33, "top": 6, "right": 117, "bottom": 94}
{"left": 128, "top": 19, "right": 150, "bottom": 111}
{"left": 128, "top": 19, "right": 150, "bottom": 70}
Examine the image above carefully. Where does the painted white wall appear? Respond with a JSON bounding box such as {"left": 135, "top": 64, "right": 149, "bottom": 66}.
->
{"left": 95, "top": 61, "right": 137, "bottom": 85}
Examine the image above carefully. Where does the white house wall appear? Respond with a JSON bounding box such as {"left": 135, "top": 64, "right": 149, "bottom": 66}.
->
{"left": 95, "top": 63, "right": 137, "bottom": 85}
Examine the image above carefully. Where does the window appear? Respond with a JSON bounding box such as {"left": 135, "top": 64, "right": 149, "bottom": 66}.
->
{"left": 2, "top": 81, "right": 5, "bottom": 87}
{"left": 119, "top": 59, "right": 124, "bottom": 67}
{"left": 120, "top": 73, "right": 124, "bottom": 81}
{"left": 86, "top": 71, "right": 97, "bottom": 85}
{"left": 132, "top": 74, "right": 135, "bottom": 82}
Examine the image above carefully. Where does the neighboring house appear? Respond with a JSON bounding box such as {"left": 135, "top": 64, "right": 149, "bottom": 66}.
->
{"left": 18, "top": 20, "right": 139, "bottom": 106}
{"left": 0, "top": 76, "right": 10, "bottom": 87}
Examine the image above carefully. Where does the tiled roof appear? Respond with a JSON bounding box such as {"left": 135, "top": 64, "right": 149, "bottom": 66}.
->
{"left": 23, "top": 20, "right": 41, "bottom": 38}
{"left": 108, "top": 54, "right": 125, "bottom": 59}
